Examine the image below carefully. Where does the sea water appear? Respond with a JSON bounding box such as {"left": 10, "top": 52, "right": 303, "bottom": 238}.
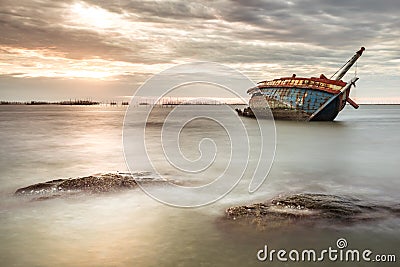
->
{"left": 0, "top": 105, "right": 399, "bottom": 266}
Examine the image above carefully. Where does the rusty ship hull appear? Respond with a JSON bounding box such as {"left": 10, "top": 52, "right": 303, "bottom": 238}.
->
{"left": 237, "top": 47, "right": 365, "bottom": 121}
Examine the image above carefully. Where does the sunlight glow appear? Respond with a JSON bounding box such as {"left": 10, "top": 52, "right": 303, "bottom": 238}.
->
{"left": 69, "top": 2, "right": 126, "bottom": 30}
{"left": 0, "top": 46, "right": 174, "bottom": 80}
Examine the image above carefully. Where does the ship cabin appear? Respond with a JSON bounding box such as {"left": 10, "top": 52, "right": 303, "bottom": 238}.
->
{"left": 256, "top": 74, "right": 347, "bottom": 95}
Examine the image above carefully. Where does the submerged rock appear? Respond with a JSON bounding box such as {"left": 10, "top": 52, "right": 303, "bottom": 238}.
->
{"left": 224, "top": 193, "right": 400, "bottom": 230}
{"left": 15, "top": 172, "right": 171, "bottom": 200}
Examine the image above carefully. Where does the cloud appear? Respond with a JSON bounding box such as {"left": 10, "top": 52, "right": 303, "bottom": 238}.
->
{"left": 0, "top": 0, "right": 399, "bottom": 101}
{"left": 1, "top": 0, "right": 399, "bottom": 65}
{"left": 0, "top": 1, "right": 150, "bottom": 63}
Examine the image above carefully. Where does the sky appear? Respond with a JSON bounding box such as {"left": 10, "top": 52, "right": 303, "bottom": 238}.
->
{"left": 1, "top": 0, "right": 400, "bottom": 103}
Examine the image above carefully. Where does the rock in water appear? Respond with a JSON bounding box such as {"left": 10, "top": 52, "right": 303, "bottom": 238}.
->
{"left": 15, "top": 172, "right": 170, "bottom": 200}
{"left": 224, "top": 193, "right": 400, "bottom": 229}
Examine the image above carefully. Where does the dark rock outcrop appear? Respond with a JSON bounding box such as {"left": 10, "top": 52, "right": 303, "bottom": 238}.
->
{"left": 15, "top": 172, "right": 171, "bottom": 200}
{"left": 223, "top": 193, "right": 400, "bottom": 230}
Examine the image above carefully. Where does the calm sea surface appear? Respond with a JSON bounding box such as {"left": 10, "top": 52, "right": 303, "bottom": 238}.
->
{"left": 0, "top": 105, "right": 399, "bottom": 266}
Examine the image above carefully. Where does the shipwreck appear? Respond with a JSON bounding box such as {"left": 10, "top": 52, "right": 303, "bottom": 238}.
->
{"left": 237, "top": 47, "right": 365, "bottom": 121}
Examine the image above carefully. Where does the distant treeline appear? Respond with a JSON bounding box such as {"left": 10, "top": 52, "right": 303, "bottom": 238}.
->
{"left": 0, "top": 99, "right": 242, "bottom": 106}
{"left": 0, "top": 100, "right": 130, "bottom": 106}
{"left": 2, "top": 100, "right": 399, "bottom": 106}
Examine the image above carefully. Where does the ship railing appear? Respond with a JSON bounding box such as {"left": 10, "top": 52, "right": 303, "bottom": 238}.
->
{"left": 257, "top": 83, "right": 345, "bottom": 94}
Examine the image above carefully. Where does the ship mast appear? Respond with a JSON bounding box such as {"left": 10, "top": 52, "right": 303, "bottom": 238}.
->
{"left": 332, "top": 47, "right": 365, "bottom": 81}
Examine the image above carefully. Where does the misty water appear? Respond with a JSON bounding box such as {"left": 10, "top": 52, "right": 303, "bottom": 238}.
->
{"left": 0, "top": 105, "right": 399, "bottom": 266}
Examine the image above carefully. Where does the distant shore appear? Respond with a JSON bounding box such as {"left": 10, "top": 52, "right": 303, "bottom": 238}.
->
{"left": 0, "top": 100, "right": 128, "bottom": 106}
{"left": 0, "top": 100, "right": 246, "bottom": 106}
{"left": 1, "top": 101, "right": 399, "bottom": 106}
